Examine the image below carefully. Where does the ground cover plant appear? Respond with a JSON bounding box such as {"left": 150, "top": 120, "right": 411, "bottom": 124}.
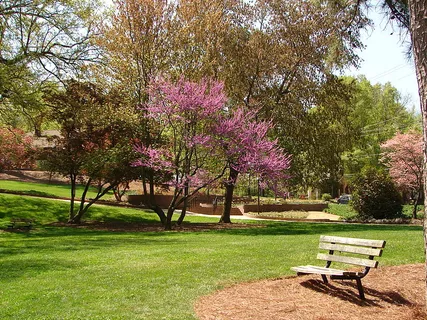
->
{"left": 0, "top": 194, "right": 424, "bottom": 320}
{"left": 245, "top": 211, "right": 310, "bottom": 219}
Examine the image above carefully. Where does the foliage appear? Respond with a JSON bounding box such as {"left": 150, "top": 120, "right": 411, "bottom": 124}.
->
{"left": 342, "top": 76, "right": 420, "bottom": 176}
{"left": 97, "top": 0, "right": 369, "bottom": 192}
{"left": 215, "top": 107, "right": 291, "bottom": 223}
{"left": 0, "top": 193, "right": 424, "bottom": 319}
{"left": 0, "top": 128, "right": 35, "bottom": 171}
{"left": 0, "top": 0, "right": 101, "bottom": 132}
{"left": 0, "top": 0, "right": 100, "bottom": 78}
{"left": 351, "top": 168, "right": 403, "bottom": 220}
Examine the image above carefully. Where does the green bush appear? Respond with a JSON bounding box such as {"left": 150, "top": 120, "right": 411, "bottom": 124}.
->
{"left": 321, "top": 193, "right": 332, "bottom": 201}
{"left": 351, "top": 168, "right": 403, "bottom": 220}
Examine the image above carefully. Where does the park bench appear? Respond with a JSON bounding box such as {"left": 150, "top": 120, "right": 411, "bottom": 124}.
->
{"left": 7, "top": 218, "right": 34, "bottom": 230}
{"left": 291, "top": 235, "right": 386, "bottom": 300}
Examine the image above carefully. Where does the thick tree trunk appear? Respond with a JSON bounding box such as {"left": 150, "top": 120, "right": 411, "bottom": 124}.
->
{"left": 141, "top": 168, "right": 167, "bottom": 225}
{"left": 165, "top": 206, "right": 175, "bottom": 230}
{"left": 177, "top": 185, "right": 189, "bottom": 225}
{"left": 408, "top": 0, "right": 427, "bottom": 308}
{"left": 220, "top": 167, "right": 239, "bottom": 223}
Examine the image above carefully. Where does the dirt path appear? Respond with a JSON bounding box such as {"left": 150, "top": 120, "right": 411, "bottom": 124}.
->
{"left": 195, "top": 264, "right": 426, "bottom": 320}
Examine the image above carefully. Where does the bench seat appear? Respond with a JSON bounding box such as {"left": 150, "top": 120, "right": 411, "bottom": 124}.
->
{"left": 291, "top": 265, "right": 364, "bottom": 277}
{"left": 7, "top": 218, "right": 33, "bottom": 230}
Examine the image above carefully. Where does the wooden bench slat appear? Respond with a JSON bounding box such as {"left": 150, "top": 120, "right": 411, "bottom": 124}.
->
{"left": 319, "top": 242, "right": 383, "bottom": 257}
{"left": 317, "top": 253, "right": 378, "bottom": 268}
{"left": 291, "top": 265, "right": 345, "bottom": 275}
{"left": 320, "top": 235, "right": 386, "bottom": 248}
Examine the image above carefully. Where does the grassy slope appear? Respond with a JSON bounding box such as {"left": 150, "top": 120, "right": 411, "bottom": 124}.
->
{"left": 0, "top": 193, "right": 424, "bottom": 320}
{"left": 0, "top": 180, "right": 115, "bottom": 200}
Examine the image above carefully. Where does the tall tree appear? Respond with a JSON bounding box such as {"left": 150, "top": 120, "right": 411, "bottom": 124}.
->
{"left": 0, "top": 0, "right": 100, "bottom": 79}
{"left": 224, "top": 0, "right": 368, "bottom": 190}
{"left": 0, "top": 0, "right": 100, "bottom": 133}
{"left": 407, "top": 0, "right": 427, "bottom": 306}
{"left": 356, "top": 0, "right": 427, "bottom": 306}
{"left": 97, "top": 0, "right": 176, "bottom": 206}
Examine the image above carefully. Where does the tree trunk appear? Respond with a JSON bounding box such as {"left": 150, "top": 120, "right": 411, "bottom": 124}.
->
{"left": 177, "top": 185, "right": 189, "bottom": 225}
{"left": 408, "top": 0, "right": 427, "bottom": 308}
{"left": 68, "top": 173, "right": 77, "bottom": 223}
{"left": 220, "top": 167, "right": 239, "bottom": 223}
{"left": 413, "top": 188, "right": 422, "bottom": 219}
{"left": 165, "top": 206, "right": 175, "bottom": 230}
{"left": 141, "top": 168, "right": 167, "bottom": 225}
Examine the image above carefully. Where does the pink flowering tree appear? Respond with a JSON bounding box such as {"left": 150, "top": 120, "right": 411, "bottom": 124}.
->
{"left": 134, "top": 78, "right": 292, "bottom": 228}
{"left": 214, "top": 108, "right": 291, "bottom": 223}
{"left": 134, "top": 77, "right": 228, "bottom": 230}
{"left": 381, "top": 131, "right": 423, "bottom": 219}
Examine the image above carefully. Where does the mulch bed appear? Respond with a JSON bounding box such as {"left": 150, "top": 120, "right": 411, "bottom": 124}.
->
{"left": 49, "top": 221, "right": 265, "bottom": 232}
{"left": 195, "top": 264, "right": 426, "bottom": 320}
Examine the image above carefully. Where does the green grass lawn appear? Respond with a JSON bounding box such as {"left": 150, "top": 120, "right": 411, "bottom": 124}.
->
{"left": 0, "top": 193, "right": 424, "bottom": 320}
{"left": 0, "top": 180, "right": 115, "bottom": 200}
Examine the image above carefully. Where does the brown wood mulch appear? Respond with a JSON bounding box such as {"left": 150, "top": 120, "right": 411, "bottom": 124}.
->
{"left": 195, "top": 264, "right": 427, "bottom": 320}
{"left": 48, "top": 221, "right": 265, "bottom": 232}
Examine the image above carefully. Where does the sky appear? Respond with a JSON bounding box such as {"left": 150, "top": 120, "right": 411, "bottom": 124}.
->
{"left": 345, "top": 7, "right": 420, "bottom": 110}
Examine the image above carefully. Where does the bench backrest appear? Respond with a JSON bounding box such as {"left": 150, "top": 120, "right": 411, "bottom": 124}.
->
{"left": 317, "top": 235, "right": 386, "bottom": 269}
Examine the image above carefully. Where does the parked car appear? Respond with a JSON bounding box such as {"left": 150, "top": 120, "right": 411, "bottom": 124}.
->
{"left": 337, "top": 194, "right": 352, "bottom": 204}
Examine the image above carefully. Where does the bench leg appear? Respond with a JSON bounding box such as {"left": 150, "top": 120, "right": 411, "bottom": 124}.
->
{"left": 356, "top": 278, "right": 365, "bottom": 300}
{"left": 321, "top": 274, "right": 328, "bottom": 284}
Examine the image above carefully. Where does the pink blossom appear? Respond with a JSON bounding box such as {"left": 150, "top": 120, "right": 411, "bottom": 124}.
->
{"left": 381, "top": 131, "right": 423, "bottom": 191}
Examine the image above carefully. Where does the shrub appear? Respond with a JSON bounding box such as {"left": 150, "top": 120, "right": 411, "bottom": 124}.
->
{"left": 0, "top": 128, "right": 36, "bottom": 171}
{"left": 351, "top": 168, "right": 403, "bottom": 220}
{"left": 321, "top": 193, "right": 332, "bottom": 201}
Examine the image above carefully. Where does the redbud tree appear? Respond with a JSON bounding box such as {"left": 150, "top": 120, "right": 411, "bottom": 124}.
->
{"left": 134, "top": 77, "right": 229, "bottom": 230}
{"left": 381, "top": 131, "right": 423, "bottom": 219}
{"left": 134, "top": 78, "right": 291, "bottom": 229}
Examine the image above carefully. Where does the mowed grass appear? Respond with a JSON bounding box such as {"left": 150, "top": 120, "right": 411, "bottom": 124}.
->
{"left": 0, "top": 180, "right": 115, "bottom": 200}
{"left": 0, "top": 193, "right": 424, "bottom": 320}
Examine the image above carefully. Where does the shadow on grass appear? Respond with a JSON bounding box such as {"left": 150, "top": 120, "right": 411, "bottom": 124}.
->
{"left": 213, "top": 221, "right": 423, "bottom": 236}
{"left": 0, "top": 257, "right": 84, "bottom": 282}
{"left": 0, "top": 189, "right": 58, "bottom": 198}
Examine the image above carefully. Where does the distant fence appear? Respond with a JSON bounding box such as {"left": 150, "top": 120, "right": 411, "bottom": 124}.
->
{"left": 242, "top": 203, "right": 328, "bottom": 213}
{"left": 127, "top": 194, "right": 243, "bottom": 215}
